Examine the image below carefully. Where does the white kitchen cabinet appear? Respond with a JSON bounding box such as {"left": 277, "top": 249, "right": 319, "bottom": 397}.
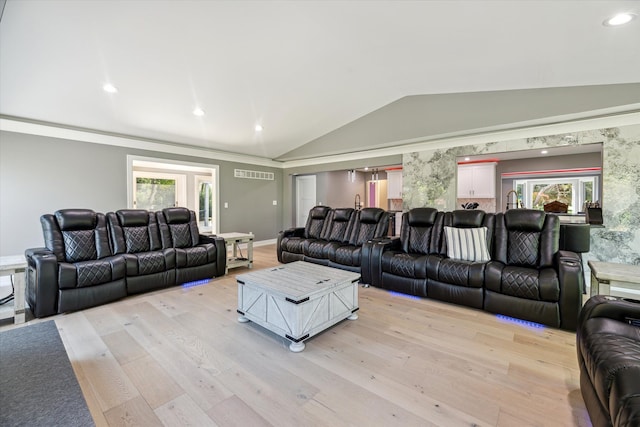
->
{"left": 457, "top": 163, "right": 496, "bottom": 198}
{"left": 387, "top": 170, "right": 403, "bottom": 199}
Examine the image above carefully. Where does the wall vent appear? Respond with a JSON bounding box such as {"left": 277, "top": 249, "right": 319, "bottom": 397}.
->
{"left": 234, "top": 169, "right": 274, "bottom": 181}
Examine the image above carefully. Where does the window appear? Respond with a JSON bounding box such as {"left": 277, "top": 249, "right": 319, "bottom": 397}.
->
{"left": 132, "top": 171, "right": 186, "bottom": 210}
{"left": 514, "top": 176, "right": 599, "bottom": 213}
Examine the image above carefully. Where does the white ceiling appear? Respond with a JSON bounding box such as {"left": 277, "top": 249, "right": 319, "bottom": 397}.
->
{"left": 1, "top": 1, "right": 639, "bottom": 160}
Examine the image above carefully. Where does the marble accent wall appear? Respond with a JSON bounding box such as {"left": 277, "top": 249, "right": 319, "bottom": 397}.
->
{"left": 402, "top": 124, "right": 640, "bottom": 265}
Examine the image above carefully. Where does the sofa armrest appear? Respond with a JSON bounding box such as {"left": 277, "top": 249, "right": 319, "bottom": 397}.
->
{"left": 579, "top": 294, "right": 640, "bottom": 327}
{"left": 280, "top": 227, "right": 305, "bottom": 239}
{"left": 555, "top": 250, "right": 584, "bottom": 331}
{"left": 199, "top": 235, "right": 227, "bottom": 277}
{"left": 24, "top": 248, "right": 59, "bottom": 318}
{"left": 276, "top": 227, "right": 306, "bottom": 263}
{"left": 363, "top": 237, "right": 400, "bottom": 287}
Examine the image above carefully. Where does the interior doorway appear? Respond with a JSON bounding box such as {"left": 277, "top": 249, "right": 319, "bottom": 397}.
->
{"left": 295, "top": 175, "right": 316, "bottom": 227}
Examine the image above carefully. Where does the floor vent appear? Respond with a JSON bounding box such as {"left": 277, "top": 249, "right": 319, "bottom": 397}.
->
{"left": 234, "top": 169, "right": 274, "bottom": 181}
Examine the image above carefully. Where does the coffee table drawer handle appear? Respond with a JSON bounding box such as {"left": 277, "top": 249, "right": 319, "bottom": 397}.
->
{"left": 286, "top": 297, "right": 310, "bottom": 304}
{"left": 286, "top": 334, "right": 309, "bottom": 343}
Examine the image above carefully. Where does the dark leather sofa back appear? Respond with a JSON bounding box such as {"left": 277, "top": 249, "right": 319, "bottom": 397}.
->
{"left": 400, "top": 208, "right": 443, "bottom": 255}
{"left": 107, "top": 209, "right": 162, "bottom": 254}
{"left": 349, "top": 208, "right": 388, "bottom": 246}
{"left": 494, "top": 209, "right": 558, "bottom": 268}
{"left": 322, "top": 208, "right": 355, "bottom": 242}
{"left": 157, "top": 207, "right": 201, "bottom": 249}
{"left": 305, "top": 205, "right": 331, "bottom": 239}
{"left": 41, "top": 209, "right": 111, "bottom": 262}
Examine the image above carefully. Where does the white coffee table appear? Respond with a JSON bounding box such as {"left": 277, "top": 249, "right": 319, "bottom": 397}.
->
{"left": 236, "top": 261, "right": 360, "bottom": 352}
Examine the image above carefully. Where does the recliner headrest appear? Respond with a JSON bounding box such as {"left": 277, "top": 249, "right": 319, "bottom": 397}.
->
{"left": 333, "top": 208, "right": 354, "bottom": 222}
{"left": 451, "top": 210, "right": 485, "bottom": 227}
{"left": 55, "top": 209, "right": 97, "bottom": 231}
{"left": 310, "top": 206, "right": 331, "bottom": 219}
{"left": 359, "top": 208, "right": 384, "bottom": 224}
{"left": 162, "top": 207, "right": 191, "bottom": 224}
{"left": 116, "top": 209, "right": 149, "bottom": 227}
{"left": 407, "top": 208, "right": 438, "bottom": 226}
{"left": 505, "top": 209, "right": 546, "bottom": 232}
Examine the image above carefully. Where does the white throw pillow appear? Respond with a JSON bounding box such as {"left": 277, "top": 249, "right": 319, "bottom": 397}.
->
{"left": 444, "top": 226, "right": 490, "bottom": 262}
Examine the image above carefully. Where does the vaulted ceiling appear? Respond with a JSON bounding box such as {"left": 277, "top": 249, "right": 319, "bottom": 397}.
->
{"left": 1, "top": 0, "right": 639, "bottom": 161}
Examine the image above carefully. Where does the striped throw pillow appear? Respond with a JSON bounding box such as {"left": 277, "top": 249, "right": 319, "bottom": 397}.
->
{"left": 444, "top": 226, "right": 490, "bottom": 262}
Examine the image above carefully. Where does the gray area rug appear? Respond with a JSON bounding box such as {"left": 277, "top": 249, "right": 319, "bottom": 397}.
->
{"left": 0, "top": 321, "right": 94, "bottom": 427}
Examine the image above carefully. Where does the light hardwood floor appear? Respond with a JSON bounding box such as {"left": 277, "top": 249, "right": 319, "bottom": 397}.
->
{"left": 4, "top": 245, "right": 592, "bottom": 426}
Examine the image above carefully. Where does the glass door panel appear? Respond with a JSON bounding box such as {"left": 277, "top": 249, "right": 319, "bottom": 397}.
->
{"left": 133, "top": 172, "right": 186, "bottom": 211}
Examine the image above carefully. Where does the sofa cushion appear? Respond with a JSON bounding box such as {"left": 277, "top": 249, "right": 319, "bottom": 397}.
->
{"left": 444, "top": 226, "right": 490, "bottom": 262}
{"left": 381, "top": 252, "right": 428, "bottom": 279}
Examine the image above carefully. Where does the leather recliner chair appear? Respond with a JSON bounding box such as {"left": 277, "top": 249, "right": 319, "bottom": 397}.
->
{"left": 484, "top": 209, "right": 584, "bottom": 329}
{"left": 373, "top": 208, "right": 444, "bottom": 297}
{"left": 328, "top": 207, "right": 389, "bottom": 273}
{"left": 577, "top": 295, "right": 640, "bottom": 427}
{"left": 426, "top": 210, "right": 495, "bottom": 309}
{"left": 156, "top": 207, "right": 226, "bottom": 284}
{"left": 107, "top": 209, "right": 176, "bottom": 294}
{"left": 25, "top": 209, "right": 127, "bottom": 318}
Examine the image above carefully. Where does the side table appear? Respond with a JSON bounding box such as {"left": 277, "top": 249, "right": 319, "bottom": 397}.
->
{"left": 217, "top": 232, "right": 254, "bottom": 274}
{"left": 588, "top": 261, "right": 640, "bottom": 298}
{"left": 0, "top": 255, "right": 28, "bottom": 324}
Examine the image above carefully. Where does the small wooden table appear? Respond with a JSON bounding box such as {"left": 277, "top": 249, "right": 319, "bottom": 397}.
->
{"left": 217, "top": 232, "right": 254, "bottom": 274}
{"left": 588, "top": 261, "right": 640, "bottom": 297}
{"left": 0, "top": 255, "right": 27, "bottom": 324}
{"left": 236, "top": 261, "right": 360, "bottom": 352}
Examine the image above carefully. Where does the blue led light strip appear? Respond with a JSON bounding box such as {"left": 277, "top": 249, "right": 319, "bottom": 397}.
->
{"left": 181, "top": 279, "right": 210, "bottom": 289}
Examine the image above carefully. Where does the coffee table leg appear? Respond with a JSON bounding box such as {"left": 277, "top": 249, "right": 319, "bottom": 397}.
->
{"left": 238, "top": 315, "right": 250, "bottom": 323}
{"left": 289, "top": 341, "right": 305, "bottom": 352}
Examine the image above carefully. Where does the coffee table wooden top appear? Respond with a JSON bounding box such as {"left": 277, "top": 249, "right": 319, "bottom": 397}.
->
{"left": 236, "top": 261, "right": 360, "bottom": 302}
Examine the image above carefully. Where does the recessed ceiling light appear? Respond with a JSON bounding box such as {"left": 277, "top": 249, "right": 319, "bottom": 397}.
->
{"left": 541, "top": 150, "right": 549, "bottom": 155}
{"left": 255, "top": 124, "right": 263, "bottom": 132}
{"left": 193, "top": 108, "right": 205, "bottom": 117}
{"left": 103, "top": 83, "right": 118, "bottom": 93}
{"left": 603, "top": 13, "right": 636, "bottom": 26}
{"left": 464, "top": 157, "right": 470, "bottom": 161}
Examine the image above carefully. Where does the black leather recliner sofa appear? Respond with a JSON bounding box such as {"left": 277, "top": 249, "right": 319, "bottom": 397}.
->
{"left": 365, "top": 208, "right": 583, "bottom": 330}
{"left": 577, "top": 295, "right": 640, "bottom": 426}
{"left": 25, "top": 207, "right": 226, "bottom": 318}
{"left": 277, "top": 206, "right": 389, "bottom": 275}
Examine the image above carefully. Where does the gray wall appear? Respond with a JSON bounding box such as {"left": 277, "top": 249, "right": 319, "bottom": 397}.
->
{"left": 0, "top": 131, "right": 283, "bottom": 256}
